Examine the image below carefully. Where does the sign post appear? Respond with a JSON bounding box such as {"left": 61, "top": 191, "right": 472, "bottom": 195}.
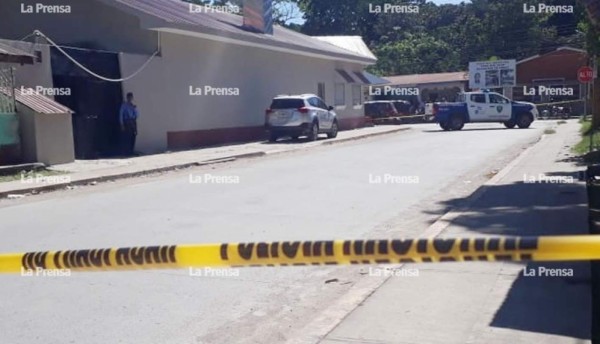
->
{"left": 579, "top": 66, "right": 594, "bottom": 84}
{"left": 580, "top": 66, "right": 594, "bottom": 151}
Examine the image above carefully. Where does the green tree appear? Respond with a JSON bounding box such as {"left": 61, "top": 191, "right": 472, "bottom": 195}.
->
{"left": 369, "top": 32, "right": 459, "bottom": 75}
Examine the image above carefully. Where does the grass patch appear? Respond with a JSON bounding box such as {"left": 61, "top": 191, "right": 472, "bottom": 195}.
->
{"left": 544, "top": 129, "right": 557, "bottom": 135}
{"left": 573, "top": 119, "right": 600, "bottom": 156}
{"left": 0, "top": 169, "right": 69, "bottom": 183}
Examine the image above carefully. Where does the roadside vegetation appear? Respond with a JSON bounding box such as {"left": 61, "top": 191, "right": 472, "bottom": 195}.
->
{"left": 0, "top": 169, "right": 68, "bottom": 183}
{"left": 574, "top": 119, "right": 600, "bottom": 158}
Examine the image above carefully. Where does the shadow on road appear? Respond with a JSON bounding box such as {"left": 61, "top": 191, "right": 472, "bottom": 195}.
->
{"left": 260, "top": 137, "right": 328, "bottom": 145}
{"left": 421, "top": 127, "right": 516, "bottom": 133}
{"left": 425, "top": 175, "right": 591, "bottom": 340}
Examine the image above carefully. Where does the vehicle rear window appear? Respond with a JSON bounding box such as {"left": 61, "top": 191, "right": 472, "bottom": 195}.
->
{"left": 470, "top": 94, "right": 486, "bottom": 103}
{"left": 270, "top": 99, "right": 305, "bottom": 109}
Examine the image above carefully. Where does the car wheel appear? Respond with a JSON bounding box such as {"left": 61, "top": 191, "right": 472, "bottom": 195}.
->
{"left": 516, "top": 113, "right": 533, "bottom": 129}
{"left": 440, "top": 122, "right": 450, "bottom": 131}
{"left": 308, "top": 122, "right": 319, "bottom": 141}
{"left": 268, "top": 132, "right": 278, "bottom": 142}
{"left": 327, "top": 121, "right": 338, "bottom": 139}
{"left": 504, "top": 120, "right": 516, "bottom": 129}
{"left": 449, "top": 114, "right": 464, "bottom": 130}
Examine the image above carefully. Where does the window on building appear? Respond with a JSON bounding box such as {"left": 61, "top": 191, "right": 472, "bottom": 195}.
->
{"left": 352, "top": 85, "right": 362, "bottom": 106}
{"left": 317, "top": 83, "right": 326, "bottom": 101}
{"left": 334, "top": 83, "right": 345, "bottom": 106}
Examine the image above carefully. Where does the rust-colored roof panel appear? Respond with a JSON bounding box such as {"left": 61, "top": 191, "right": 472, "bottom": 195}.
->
{"left": 0, "top": 42, "right": 35, "bottom": 65}
{"left": 0, "top": 87, "right": 73, "bottom": 114}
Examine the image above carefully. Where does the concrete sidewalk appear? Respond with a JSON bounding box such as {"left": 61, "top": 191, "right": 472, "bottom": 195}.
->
{"left": 321, "top": 121, "right": 591, "bottom": 344}
{"left": 0, "top": 125, "right": 409, "bottom": 198}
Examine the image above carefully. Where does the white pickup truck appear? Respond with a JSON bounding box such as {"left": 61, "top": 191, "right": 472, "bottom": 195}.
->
{"left": 433, "top": 91, "right": 539, "bottom": 131}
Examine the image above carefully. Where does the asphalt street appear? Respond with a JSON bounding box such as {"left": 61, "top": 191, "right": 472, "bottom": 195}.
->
{"left": 0, "top": 122, "right": 553, "bottom": 344}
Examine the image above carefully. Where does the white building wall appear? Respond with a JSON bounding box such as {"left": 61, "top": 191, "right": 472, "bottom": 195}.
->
{"left": 120, "top": 32, "right": 369, "bottom": 153}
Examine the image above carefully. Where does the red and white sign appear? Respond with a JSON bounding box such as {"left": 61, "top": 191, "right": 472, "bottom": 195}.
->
{"left": 578, "top": 66, "right": 594, "bottom": 83}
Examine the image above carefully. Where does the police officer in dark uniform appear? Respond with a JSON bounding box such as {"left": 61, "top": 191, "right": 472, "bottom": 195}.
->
{"left": 119, "top": 92, "right": 139, "bottom": 156}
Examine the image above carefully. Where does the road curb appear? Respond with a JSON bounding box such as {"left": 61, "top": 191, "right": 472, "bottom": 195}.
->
{"left": 0, "top": 127, "right": 408, "bottom": 199}
{"left": 0, "top": 157, "right": 246, "bottom": 199}
{"left": 321, "top": 127, "right": 410, "bottom": 146}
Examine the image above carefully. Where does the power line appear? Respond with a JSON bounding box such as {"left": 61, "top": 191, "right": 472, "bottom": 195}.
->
{"left": 31, "top": 30, "right": 159, "bottom": 83}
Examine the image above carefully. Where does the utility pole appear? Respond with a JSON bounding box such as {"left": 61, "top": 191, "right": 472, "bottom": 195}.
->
{"left": 593, "top": 55, "right": 599, "bottom": 152}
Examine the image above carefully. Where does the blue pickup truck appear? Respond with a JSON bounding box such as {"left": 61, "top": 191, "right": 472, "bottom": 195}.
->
{"left": 434, "top": 91, "right": 539, "bottom": 131}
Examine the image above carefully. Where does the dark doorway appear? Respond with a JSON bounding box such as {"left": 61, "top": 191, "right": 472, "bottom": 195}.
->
{"left": 51, "top": 46, "right": 123, "bottom": 159}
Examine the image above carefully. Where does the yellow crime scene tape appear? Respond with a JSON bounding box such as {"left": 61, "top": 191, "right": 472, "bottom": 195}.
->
{"left": 2, "top": 235, "right": 600, "bottom": 274}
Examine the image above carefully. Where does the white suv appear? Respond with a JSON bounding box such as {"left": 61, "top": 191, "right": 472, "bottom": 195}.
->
{"left": 265, "top": 94, "right": 338, "bottom": 142}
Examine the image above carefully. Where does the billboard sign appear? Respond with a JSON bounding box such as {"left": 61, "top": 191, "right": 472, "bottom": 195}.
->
{"left": 469, "top": 60, "right": 516, "bottom": 89}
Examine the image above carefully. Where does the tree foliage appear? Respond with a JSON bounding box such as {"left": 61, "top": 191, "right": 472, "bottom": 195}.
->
{"left": 295, "top": 0, "right": 586, "bottom": 76}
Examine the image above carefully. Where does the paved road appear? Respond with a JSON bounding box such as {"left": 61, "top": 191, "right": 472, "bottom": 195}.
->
{"left": 0, "top": 122, "right": 552, "bottom": 343}
{"left": 321, "top": 120, "right": 591, "bottom": 344}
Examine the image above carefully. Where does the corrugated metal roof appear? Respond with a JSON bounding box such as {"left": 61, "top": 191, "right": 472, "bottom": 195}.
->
{"left": 0, "top": 88, "right": 73, "bottom": 114}
{"left": 363, "top": 71, "right": 389, "bottom": 85}
{"left": 0, "top": 42, "right": 34, "bottom": 64}
{"left": 95, "top": 0, "right": 376, "bottom": 64}
{"left": 313, "top": 36, "right": 377, "bottom": 60}
{"left": 384, "top": 71, "right": 469, "bottom": 86}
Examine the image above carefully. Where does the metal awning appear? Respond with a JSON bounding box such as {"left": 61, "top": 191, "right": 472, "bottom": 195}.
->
{"left": 336, "top": 69, "right": 355, "bottom": 83}
{"left": 0, "top": 43, "right": 35, "bottom": 65}
{"left": 353, "top": 71, "right": 372, "bottom": 84}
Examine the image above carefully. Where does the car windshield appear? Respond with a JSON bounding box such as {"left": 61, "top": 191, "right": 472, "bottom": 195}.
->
{"left": 270, "top": 98, "right": 305, "bottom": 109}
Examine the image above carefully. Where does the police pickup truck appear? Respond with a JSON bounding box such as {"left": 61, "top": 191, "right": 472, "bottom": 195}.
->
{"left": 434, "top": 91, "right": 538, "bottom": 131}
